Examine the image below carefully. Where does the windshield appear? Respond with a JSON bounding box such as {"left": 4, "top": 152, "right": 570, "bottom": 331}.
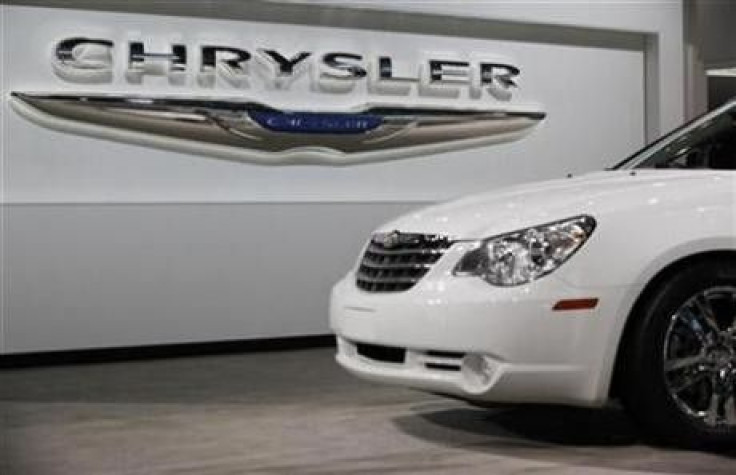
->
{"left": 613, "top": 101, "right": 736, "bottom": 170}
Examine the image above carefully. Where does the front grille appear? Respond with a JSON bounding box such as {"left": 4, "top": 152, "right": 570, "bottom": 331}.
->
{"left": 356, "top": 232, "right": 452, "bottom": 292}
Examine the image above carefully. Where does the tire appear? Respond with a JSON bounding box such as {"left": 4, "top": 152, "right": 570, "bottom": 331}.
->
{"left": 619, "top": 259, "right": 736, "bottom": 449}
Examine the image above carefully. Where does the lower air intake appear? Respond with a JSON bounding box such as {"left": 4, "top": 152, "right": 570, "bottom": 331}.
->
{"left": 356, "top": 343, "right": 406, "bottom": 364}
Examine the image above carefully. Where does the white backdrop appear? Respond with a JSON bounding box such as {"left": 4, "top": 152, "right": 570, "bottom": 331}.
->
{"left": 4, "top": 6, "right": 643, "bottom": 204}
{"left": 0, "top": 2, "right": 674, "bottom": 353}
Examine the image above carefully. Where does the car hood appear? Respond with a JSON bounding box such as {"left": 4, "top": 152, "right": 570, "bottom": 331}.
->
{"left": 379, "top": 170, "right": 732, "bottom": 239}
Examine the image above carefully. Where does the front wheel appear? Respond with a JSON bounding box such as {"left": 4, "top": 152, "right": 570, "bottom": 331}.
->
{"left": 620, "top": 259, "right": 736, "bottom": 448}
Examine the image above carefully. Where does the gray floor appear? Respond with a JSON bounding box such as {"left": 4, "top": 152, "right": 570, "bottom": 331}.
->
{"left": 1, "top": 347, "right": 734, "bottom": 475}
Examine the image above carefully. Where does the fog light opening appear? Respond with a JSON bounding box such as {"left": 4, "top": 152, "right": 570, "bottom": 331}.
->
{"left": 461, "top": 354, "right": 498, "bottom": 393}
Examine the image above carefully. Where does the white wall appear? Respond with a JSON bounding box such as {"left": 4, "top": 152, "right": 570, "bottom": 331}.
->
{"left": 328, "top": 0, "right": 684, "bottom": 138}
{"left": 684, "top": 0, "right": 736, "bottom": 114}
{"left": 3, "top": 203, "right": 418, "bottom": 352}
{"left": 0, "top": 0, "right": 683, "bottom": 353}
{"left": 693, "top": 0, "right": 736, "bottom": 67}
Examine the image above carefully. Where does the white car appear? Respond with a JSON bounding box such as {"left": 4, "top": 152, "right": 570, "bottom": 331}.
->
{"left": 331, "top": 99, "right": 736, "bottom": 448}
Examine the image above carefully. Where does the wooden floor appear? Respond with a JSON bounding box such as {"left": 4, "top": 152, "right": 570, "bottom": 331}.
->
{"left": 1, "top": 347, "right": 734, "bottom": 474}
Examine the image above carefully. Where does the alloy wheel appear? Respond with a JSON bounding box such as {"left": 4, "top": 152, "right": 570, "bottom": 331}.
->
{"left": 663, "top": 286, "right": 736, "bottom": 428}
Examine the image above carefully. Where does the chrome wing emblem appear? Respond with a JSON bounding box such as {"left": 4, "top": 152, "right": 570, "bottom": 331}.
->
{"left": 10, "top": 93, "right": 545, "bottom": 166}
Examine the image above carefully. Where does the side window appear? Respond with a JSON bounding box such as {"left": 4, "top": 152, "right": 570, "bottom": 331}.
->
{"left": 706, "top": 131, "right": 736, "bottom": 170}
{"left": 644, "top": 110, "right": 736, "bottom": 170}
{"left": 665, "top": 146, "right": 706, "bottom": 169}
{"left": 632, "top": 105, "right": 736, "bottom": 170}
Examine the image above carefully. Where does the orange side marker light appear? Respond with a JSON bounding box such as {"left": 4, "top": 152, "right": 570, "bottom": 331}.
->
{"left": 553, "top": 298, "right": 599, "bottom": 311}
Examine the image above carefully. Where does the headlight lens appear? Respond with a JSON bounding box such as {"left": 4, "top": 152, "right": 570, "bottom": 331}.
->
{"left": 454, "top": 215, "right": 596, "bottom": 286}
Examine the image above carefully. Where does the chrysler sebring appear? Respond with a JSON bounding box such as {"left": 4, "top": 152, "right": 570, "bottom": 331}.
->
{"left": 331, "top": 99, "right": 736, "bottom": 447}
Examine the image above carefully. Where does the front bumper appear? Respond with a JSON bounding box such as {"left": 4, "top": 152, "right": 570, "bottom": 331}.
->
{"left": 330, "top": 244, "right": 632, "bottom": 406}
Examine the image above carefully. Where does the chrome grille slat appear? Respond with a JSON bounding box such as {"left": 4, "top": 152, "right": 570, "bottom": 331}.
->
{"left": 359, "top": 261, "right": 433, "bottom": 270}
{"left": 355, "top": 272, "right": 422, "bottom": 284}
{"left": 364, "top": 246, "right": 446, "bottom": 256}
{"left": 356, "top": 231, "right": 452, "bottom": 292}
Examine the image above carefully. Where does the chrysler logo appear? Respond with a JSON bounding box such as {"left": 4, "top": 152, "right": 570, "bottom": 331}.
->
{"left": 8, "top": 35, "right": 547, "bottom": 166}
{"left": 374, "top": 231, "right": 423, "bottom": 249}
{"left": 10, "top": 93, "right": 546, "bottom": 166}
{"left": 52, "top": 37, "right": 524, "bottom": 102}
{"left": 380, "top": 231, "right": 404, "bottom": 249}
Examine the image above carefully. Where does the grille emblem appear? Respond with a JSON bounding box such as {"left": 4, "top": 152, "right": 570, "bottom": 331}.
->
{"left": 374, "top": 230, "right": 424, "bottom": 248}
{"left": 380, "top": 231, "right": 403, "bottom": 249}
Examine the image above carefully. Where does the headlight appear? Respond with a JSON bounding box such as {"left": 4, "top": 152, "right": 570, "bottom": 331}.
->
{"left": 454, "top": 215, "right": 596, "bottom": 286}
